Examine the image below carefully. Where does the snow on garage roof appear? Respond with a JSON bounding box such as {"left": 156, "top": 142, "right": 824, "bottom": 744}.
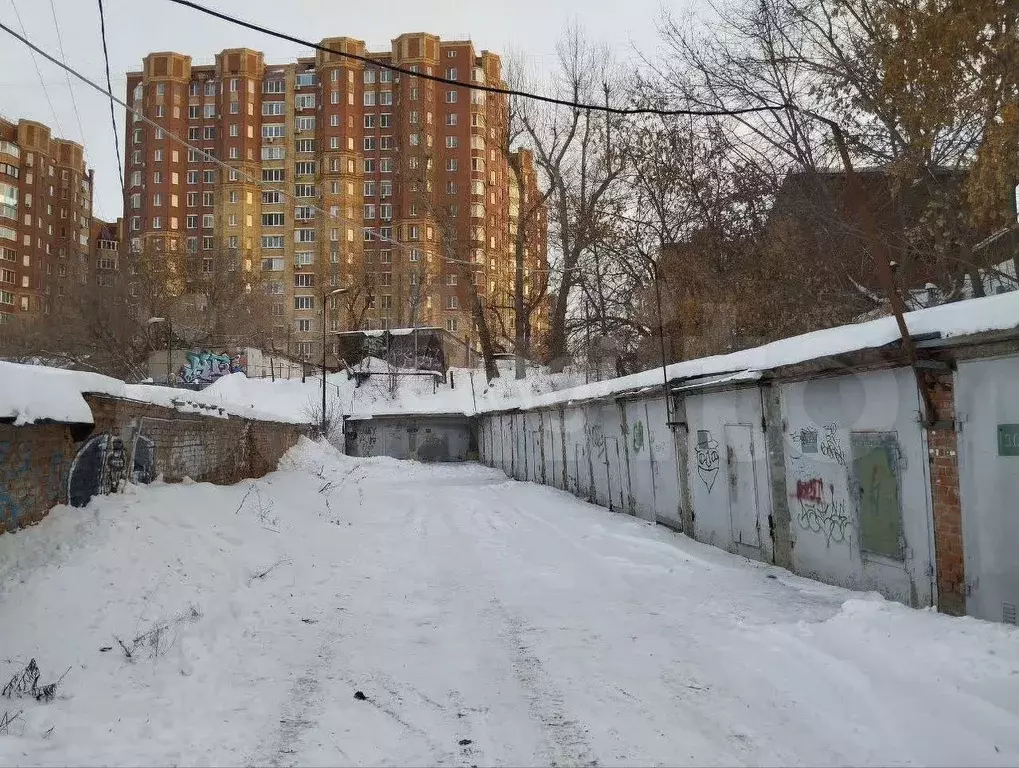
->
{"left": 489, "top": 291, "right": 1019, "bottom": 413}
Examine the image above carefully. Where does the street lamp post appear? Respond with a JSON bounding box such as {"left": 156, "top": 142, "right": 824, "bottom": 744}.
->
{"left": 147, "top": 316, "right": 171, "bottom": 384}
{"left": 321, "top": 287, "right": 349, "bottom": 436}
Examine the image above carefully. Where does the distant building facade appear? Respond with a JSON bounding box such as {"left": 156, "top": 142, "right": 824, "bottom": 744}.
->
{"left": 124, "top": 35, "right": 548, "bottom": 364}
{"left": 0, "top": 117, "right": 95, "bottom": 323}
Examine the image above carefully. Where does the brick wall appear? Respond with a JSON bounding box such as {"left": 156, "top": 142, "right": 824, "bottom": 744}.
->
{"left": 0, "top": 393, "right": 310, "bottom": 535}
{"left": 925, "top": 371, "right": 966, "bottom": 616}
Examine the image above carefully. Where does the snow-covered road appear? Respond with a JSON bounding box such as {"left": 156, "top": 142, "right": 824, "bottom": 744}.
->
{"left": 2, "top": 438, "right": 1018, "bottom": 766}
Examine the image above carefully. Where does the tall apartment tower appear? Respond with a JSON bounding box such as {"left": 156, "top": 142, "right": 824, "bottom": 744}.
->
{"left": 0, "top": 118, "right": 94, "bottom": 323}
{"left": 125, "top": 35, "right": 548, "bottom": 362}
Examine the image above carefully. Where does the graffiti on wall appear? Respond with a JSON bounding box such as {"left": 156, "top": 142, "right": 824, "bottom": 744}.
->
{"left": 587, "top": 421, "right": 606, "bottom": 457}
{"left": 631, "top": 420, "right": 645, "bottom": 453}
{"left": 795, "top": 477, "right": 851, "bottom": 546}
{"left": 179, "top": 351, "right": 244, "bottom": 387}
{"left": 820, "top": 423, "right": 847, "bottom": 466}
{"left": 695, "top": 430, "right": 720, "bottom": 492}
{"left": 68, "top": 430, "right": 155, "bottom": 508}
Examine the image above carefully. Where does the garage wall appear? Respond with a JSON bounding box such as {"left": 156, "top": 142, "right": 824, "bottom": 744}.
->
{"left": 779, "top": 368, "right": 934, "bottom": 606}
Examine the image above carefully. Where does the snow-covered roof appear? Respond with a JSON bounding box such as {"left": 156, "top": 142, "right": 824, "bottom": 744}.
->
{"left": 0, "top": 362, "right": 311, "bottom": 426}
{"left": 482, "top": 291, "right": 1019, "bottom": 413}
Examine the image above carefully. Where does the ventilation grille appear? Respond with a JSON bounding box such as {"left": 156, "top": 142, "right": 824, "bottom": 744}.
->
{"left": 1004, "top": 602, "right": 1017, "bottom": 625}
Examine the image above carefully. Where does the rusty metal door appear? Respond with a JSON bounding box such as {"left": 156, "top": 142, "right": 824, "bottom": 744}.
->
{"left": 725, "top": 424, "right": 761, "bottom": 549}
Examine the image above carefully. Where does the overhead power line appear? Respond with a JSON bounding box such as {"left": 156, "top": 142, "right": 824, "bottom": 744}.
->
{"left": 96, "top": 0, "right": 124, "bottom": 196}
{"left": 165, "top": 0, "right": 787, "bottom": 118}
{"left": 8, "top": 0, "right": 64, "bottom": 135}
{"left": 47, "top": 0, "right": 86, "bottom": 143}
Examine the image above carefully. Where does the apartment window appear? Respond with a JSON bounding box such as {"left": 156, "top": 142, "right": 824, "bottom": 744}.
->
{"left": 152, "top": 171, "right": 162, "bottom": 185}
{"left": 364, "top": 204, "right": 376, "bottom": 220}
{"left": 263, "top": 79, "right": 284, "bottom": 94}
{"left": 364, "top": 159, "right": 375, "bottom": 173}
{"left": 262, "top": 124, "right": 285, "bottom": 138}
{"left": 446, "top": 159, "right": 458, "bottom": 171}
{"left": 446, "top": 318, "right": 459, "bottom": 332}
{"left": 408, "top": 225, "right": 420, "bottom": 241}
{"left": 379, "top": 91, "right": 392, "bottom": 106}
{"left": 410, "top": 87, "right": 419, "bottom": 101}
{"left": 380, "top": 113, "right": 391, "bottom": 128}
{"left": 380, "top": 203, "right": 392, "bottom": 220}
{"left": 131, "top": 193, "right": 142, "bottom": 208}
{"left": 445, "top": 113, "right": 458, "bottom": 126}
{"left": 261, "top": 257, "right": 284, "bottom": 271}
{"left": 295, "top": 71, "right": 317, "bottom": 87}
{"left": 363, "top": 70, "right": 376, "bottom": 84}
{"left": 186, "top": 170, "right": 199, "bottom": 184}
{"left": 262, "top": 146, "right": 285, "bottom": 160}
{"left": 296, "top": 139, "right": 315, "bottom": 153}
{"left": 262, "top": 168, "right": 285, "bottom": 182}
{"left": 446, "top": 67, "right": 458, "bottom": 80}
{"left": 296, "top": 229, "right": 315, "bottom": 243}
{"left": 364, "top": 114, "right": 375, "bottom": 129}
{"left": 363, "top": 91, "right": 376, "bottom": 106}
{"left": 155, "top": 105, "right": 164, "bottom": 118}
{"left": 262, "top": 190, "right": 282, "bottom": 205}
{"left": 294, "top": 296, "right": 314, "bottom": 310}
{"left": 294, "top": 184, "right": 315, "bottom": 197}
{"left": 262, "top": 101, "right": 284, "bottom": 116}
{"left": 261, "top": 235, "right": 284, "bottom": 249}
{"left": 203, "top": 191, "right": 214, "bottom": 206}
{"left": 295, "top": 94, "right": 315, "bottom": 110}
{"left": 294, "top": 205, "right": 313, "bottom": 220}
{"left": 446, "top": 181, "right": 458, "bottom": 194}
{"left": 329, "top": 136, "right": 340, "bottom": 150}
{"left": 295, "top": 116, "right": 315, "bottom": 132}
{"left": 203, "top": 126, "right": 216, "bottom": 140}
{"left": 445, "top": 295, "right": 459, "bottom": 310}
{"left": 380, "top": 136, "right": 395, "bottom": 151}
{"left": 446, "top": 136, "right": 458, "bottom": 149}
{"left": 330, "top": 114, "right": 340, "bottom": 127}
{"left": 380, "top": 180, "right": 392, "bottom": 197}
{"left": 380, "top": 295, "right": 393, "bottom": 310}
{"left": 152, "top": 216, "right": 162, "bottom": 229}
{"left": 409, "top": 110, "right": 419, "bottom": 124}
{"left": 186, "top": 214, "right": 199, "bottom": 229}
{"left": 203, "top": 104, "right": 215, "bottom": 119}
{"left": 202, "top": 214, "right": 214, "bottom": 228}
{"left": 445, "top": 90, "right": 458, "bottom": 103}
{"left": 230, "top": 102, "right": 240, "bottom": 114}
{"left": 379, "top": 158, "right": 393, "bottom": 173}
{"left": 380, "top": 69, "right": 393, "bottom": 83}
{"left": 294, "top": 273, "right": 314, "bottom": 288}
{"left": 295, "top": 161, "right": 316, "bottom": 175}
{"left": 364, "top": 181, "right": 376, "bottom": 196}
{"left": 364, "top": 136, "right": 376, "bottom": 151}
{"left": 204, "top": 82, "right": 215, "bottom": 96}
{"left": 262, "top": 213, "right": 284, "bottom": 227}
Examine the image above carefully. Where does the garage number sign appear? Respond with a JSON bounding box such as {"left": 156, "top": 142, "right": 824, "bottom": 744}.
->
{"left": 998, "top": 424, "right": 1019, "bottom": 456}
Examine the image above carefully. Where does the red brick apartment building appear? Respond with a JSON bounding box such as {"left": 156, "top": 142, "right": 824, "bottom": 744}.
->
{"left": 0, "top": 118, "right": 95, "bottom": 323}
{"left": 125, "top": 34, "right": 548, "bottom": 361}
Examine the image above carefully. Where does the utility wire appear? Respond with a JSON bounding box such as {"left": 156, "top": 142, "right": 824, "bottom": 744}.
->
{"left": 165, "top": 0, "right": 787, "bottom": 118}
{"left": 96, "top": 0, "right": 124, "bottom": 196}
{"left": 47, "top": 0, "right": 86, "bottom": 143}
{"left": 0, "top": 19, "right": 445, "bottom": 263}
{"left": 7, "top": 0, "right": 64, "bottom": 135}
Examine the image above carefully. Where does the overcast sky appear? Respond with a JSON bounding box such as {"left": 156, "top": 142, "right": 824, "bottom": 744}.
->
{"left": 0, "top": 0, "right": 700, "bottom": 221}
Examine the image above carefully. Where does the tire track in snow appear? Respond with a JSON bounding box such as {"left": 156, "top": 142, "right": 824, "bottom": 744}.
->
{"left": 492, "top": 599, "right": 598, "bottom": 767}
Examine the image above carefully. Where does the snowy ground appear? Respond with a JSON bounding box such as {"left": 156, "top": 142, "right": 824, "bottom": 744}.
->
{"left": 1, "top": 439, "right": 1018, "bottom": 767}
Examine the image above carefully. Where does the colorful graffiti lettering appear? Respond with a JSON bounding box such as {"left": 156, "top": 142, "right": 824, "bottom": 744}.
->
{"left": 796, "top": 479, "right": 851, "bottom": 546}
{"left": 179, "top": 351, "right": 244, "bottom": 387}
{"left": 695, "top": 430, "right": 720, "bottom": 492}
{"left": 795, "top": 477, "right": 824, "bottom": 504}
